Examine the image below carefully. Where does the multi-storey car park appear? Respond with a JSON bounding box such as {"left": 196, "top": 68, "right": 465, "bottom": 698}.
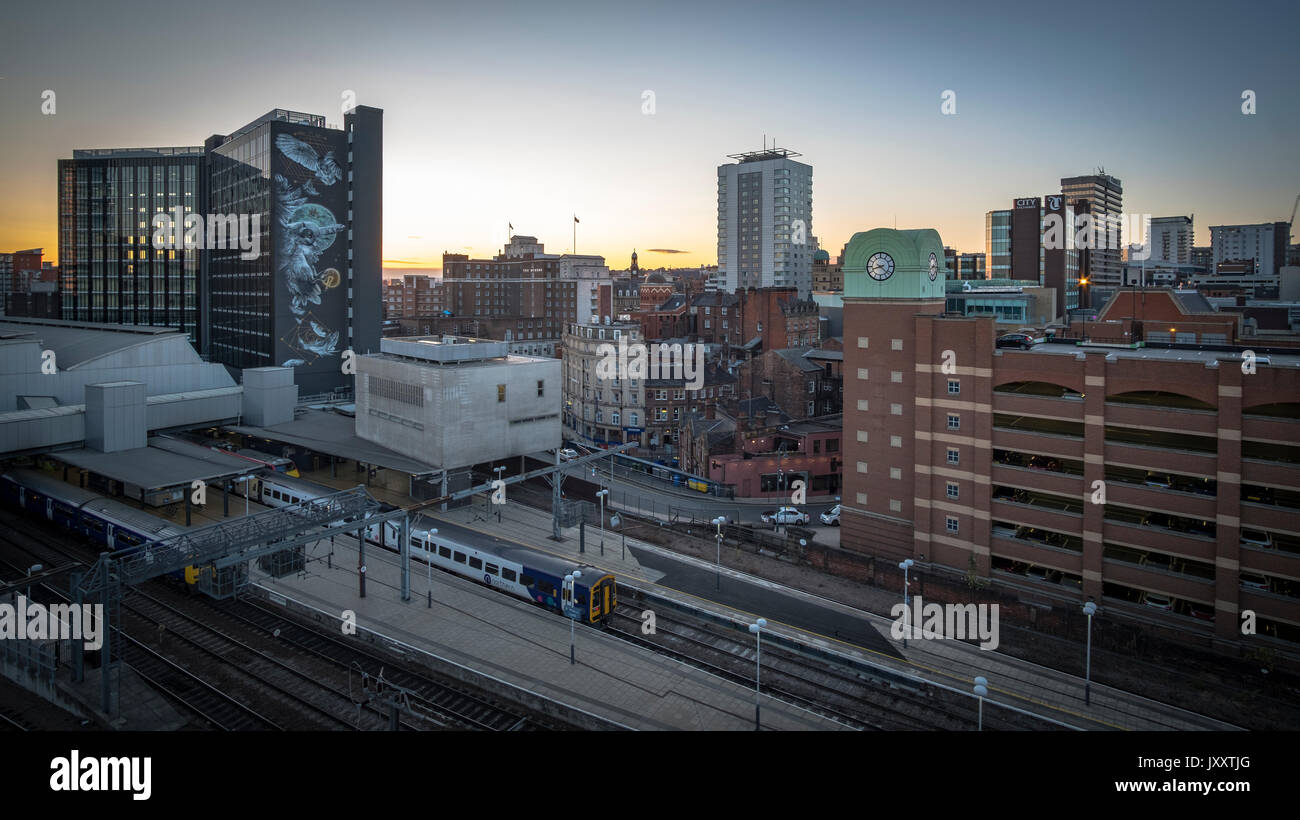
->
{"left": 840, "top": 227, "right": 1300, "bottom": 653}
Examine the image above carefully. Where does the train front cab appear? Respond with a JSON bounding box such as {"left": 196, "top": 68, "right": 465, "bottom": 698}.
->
{"left": 585, "top": 572, "right": 616, "bottom": 624}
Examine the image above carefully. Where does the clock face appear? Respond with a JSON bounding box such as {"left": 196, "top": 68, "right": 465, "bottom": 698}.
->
{"left": 929, "top": 252, "right": 938, "bottom": 281}
{"left": 867, "top": 252, "right": 895, "bottom": 281}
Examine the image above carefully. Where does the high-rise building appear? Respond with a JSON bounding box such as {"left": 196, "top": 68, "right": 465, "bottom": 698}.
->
{"left": 984, "top": 209, "right": 1012, "bottom": 280}
{"left": 1061, "top": 172, "right": 1124, "bottom": 297}
{"left": 57, "top": 147, "right": 205, "bottom": 344}
{"left": 203, "top": 107, "right": 383, "bottom": 395}
{"left": 716, "top": 147, "right": 814, "bottom": 297}
{"left": 1149, "top": 216, "right": 1193, "bottom": 264}
{"left": 1211, "top": 222, "right": 1289, "bottom": 277}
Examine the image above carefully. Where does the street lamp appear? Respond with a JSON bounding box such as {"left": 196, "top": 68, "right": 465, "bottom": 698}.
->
{"left": 26, "top": 564, "right": 42, "bottom": 599}
{"left": 596, "top": 489, "right": 609, "bottom": 556}
{"left": 492, "top": 466, "right": 505, "bottom": 522}
{"left": 973, "top": 676, "right": 989, "bottom": 731}
{"left": 425, "top": 528, "right": 438, "bottom": 608}
{"left": 898, "top": 559, "right": 915, "bottom": 648}
{"left": 610, "top": 512, "right": 625, "bottom": 561}
{"left": 1082, "top": 601, "right": 1097, "bottom": 705}
{"left": 712, "top": 516, "right": 727, "bottom": 590}
{"left": 565, "top": 570, "right": 582, "bottom": 665}
{"left": 748, "top": 617, "right": 767, "bottom": 730}
{"left": 234, "top": 475, "right": 252, "bottom": 516}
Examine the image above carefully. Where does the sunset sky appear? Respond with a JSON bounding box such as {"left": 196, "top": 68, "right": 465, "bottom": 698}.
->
{"left": 3, "top": 0, "right": 1297, "bottom": 271}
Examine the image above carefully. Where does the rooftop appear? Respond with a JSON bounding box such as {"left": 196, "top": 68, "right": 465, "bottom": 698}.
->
{"left": 0, "top": 318, "right": 184, "bottom": 368}
{"left": 1018, "top": 340, "right": 1300, "bottom": 369}
{"left": 231, "top": 407, "right": 442, "bottom": 474}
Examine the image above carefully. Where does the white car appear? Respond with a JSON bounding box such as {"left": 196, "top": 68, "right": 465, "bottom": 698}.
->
{"left": 760, "top": 507, "right": 810, "bottom": 526}
{"left": 558, "top": 448, "right": 579, "bottom": 462}
{"left": 820, "top": 504, "right": 841, "bottom": 526}
{"left": 1142, "top": 593, "right": 1173, "bottom": 611}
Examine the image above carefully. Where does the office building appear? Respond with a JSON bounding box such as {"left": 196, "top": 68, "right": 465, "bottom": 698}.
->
{"left": 1149, "top": 216, "right": 1193, "bottom": 264}
{"left": 840, "top": 226, "right": 1300, "bottom": 651}
{"left": 203, "top": 107, "right": 383, "bottom": 396}
{"left": 1211, "top": 222, "right": 1289, "bottom": 277}
{"left": 716, "top": 147, "right": 814, "bottom": 297}
{"left": 1061, "top": 172, "right": 1124, "bottom": 297}
{"left": 57, "top": 147, "right": 205, "bottom": 345}
{"left": 984, "top": 209, "right": 1012, "bottom": 280}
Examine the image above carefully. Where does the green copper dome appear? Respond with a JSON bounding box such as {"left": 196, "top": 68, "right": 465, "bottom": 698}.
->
{"left": 842, "top": 228, "right": 947, "bottom": 300}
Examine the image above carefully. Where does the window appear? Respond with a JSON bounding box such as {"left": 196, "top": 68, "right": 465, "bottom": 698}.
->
{"left": 502, "top": 568, "right": 517, "bottom": 582}
{"left": 827, "top": 439, "right": 839, "bottom": 452}
{"left": 807, "top": 401, "right": 815, "bottom": 415}
{"left": 947, "top": 482, "right": 959, "bottom": 499}
{"left": 537, "top": 579, "right": 556, "bottom": 597}
{"left": 856, "top": 492, "right": 868, "bottom": 504}
{"left": 891, "top": 403, "right": 902, "bottom": 415}
{"left": 890, "top": 467, "right": 902, "bottom": 480}
{"left": 857, "top": 368, "right": 869, "bottom": 380}
{"left": 948, "top": 379, "right": 960, "bottom": 395}
{"left": 537, "top": 380, "right": 545, "bottom": 397}
{"left": 857, "top": 399, "right": 869, "bottom": 411}
{"left": 946, "top": 516, "right": 959, "bottom": 534}
{"left": 520, "top": 574, "right": 535, "bottom": 587}
{"left": 891, "top": 371, "right": 903, "bottom": 383}
{"left": 857, "top": 461, "right": 869, "bottom": 473}
{"left": 947, "top": 448, "right": 960, "bottom": 465}
{"left": 438, "top": 546, "right": 452, "bottom": 559}
{"left": 453, "top": 551, "right": 467, "bottom": 564}
{"left": 485, "top": 563, "right": 499, "bottom": 575}
{"left": 808, "top": 381, "right": 816, "bottom": 394}
{"left": 497, "top": 384, "right": 506, "bottom": 402}
{"left": 469, "top": 557, "right": 483, "bottom": 570}
{"left": 947, "top": 414, "right": 960, "bottom": 430}
{"left": 890, "top": 499, "right": 902, "bottom": 512}
{"left": 891, "top": 339, "right": 903, "bottom": 351}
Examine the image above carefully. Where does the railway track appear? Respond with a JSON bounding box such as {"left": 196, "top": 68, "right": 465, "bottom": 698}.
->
{"left": 0, "top": 506, "right": 560, "bottom": 731}
{"left": 609, "top": 593, "right": 1055, "bottom": 731}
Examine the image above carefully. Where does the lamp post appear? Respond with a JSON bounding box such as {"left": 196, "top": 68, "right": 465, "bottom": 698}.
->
{"left": 492, "top": 465, "right": 505, "bottom": 522}
{"left": 748, "top": 617, "right": 767, "bottom": 730}
{"left": 426, "top": 528, "right": 438, "bottom": 608}
{"left": 898, "top": 559, "right": 915, "bottom": 648}
{"left": 596, "top": 489, "right": 609, "bottom": 556}
{"left": 712, "top": 516, "right": 726, "bottom": 590}
{"left": 26, "top": 564, "right": 42, "bottom": 599}
{"left": 973, "top": 676, "right": 988, "bottom": 731}
{"left": 611, "top": 512, "right": 624, "bottom": 561}
{"left": 1082, "top": 601, "right": 1097, "bottom": 705}
{"left": 565, "top": 570, "right": 582, "bottom": 665}
{"left": 234, "top": 475, "right": 251, "bottom": 516}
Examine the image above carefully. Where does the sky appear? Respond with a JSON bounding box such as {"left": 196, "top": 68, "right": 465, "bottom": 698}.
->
{"left": 2, "top": 0, "right": 1297, "bottom": 271}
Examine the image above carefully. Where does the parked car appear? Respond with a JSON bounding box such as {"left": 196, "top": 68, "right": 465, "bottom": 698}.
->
{"left": 1240, "top": 529, "right": 1273, "bottom": 549}
{"left": 1142, "top": 593, "right": 1173, "bottom": 611}
{"left": 1188, "top": 604, "right": 1216, "bottom": 622}
{"left": 995, "top": 332, "right": 1037, "bottom": 350}
{"left": 760, "top": 507, "right": 810, "bottom": 526}
{"left": 1240, "top": 572, "right": 1269, "bottom": 592}
{"left": 820, "top": 504, "right": 841, "bottom": 526}
{"left": 558, "top": 448, "right": 578, "bottom": 462}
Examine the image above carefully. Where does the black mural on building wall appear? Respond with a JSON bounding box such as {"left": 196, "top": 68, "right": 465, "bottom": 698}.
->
{"left": 273, "top": 132, "right": 346, "bottom": 369}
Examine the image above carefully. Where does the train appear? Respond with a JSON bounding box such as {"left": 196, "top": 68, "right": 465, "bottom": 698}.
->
{"left": 0, "top": 469, "right": 200, "bottom": 586}
{"left": 251, "top": 473, "right": 617, "bottom": 624}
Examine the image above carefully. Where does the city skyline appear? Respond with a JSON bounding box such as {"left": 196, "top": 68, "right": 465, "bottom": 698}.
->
{"left": 2, "top": 0, "right": 1297, "bottom": 269}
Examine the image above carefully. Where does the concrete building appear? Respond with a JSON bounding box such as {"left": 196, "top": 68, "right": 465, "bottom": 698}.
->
{"left": 0, "top": 317, "right": 241, "bottom": 456}
{"left": 1149, "top": 216, "right": 1194, "bottom": 264}
{"left": 839, "top": 227, "right": 1300, "bottom": 652}
{"left": 355, "top": 336, "right": 559, "bottom": 469}
{"left": 716, "top": 147, "right": 814, "bottom": 297}
{"left": 1211, "top": 222, "right": 1289, "bottom": 277}
{"left": 944, "top": 280, "right": 1057, "bottom": 327}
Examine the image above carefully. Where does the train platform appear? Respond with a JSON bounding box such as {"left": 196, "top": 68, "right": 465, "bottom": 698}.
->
{"left": 247, "top": 525, "right": 846, "bottom": 730}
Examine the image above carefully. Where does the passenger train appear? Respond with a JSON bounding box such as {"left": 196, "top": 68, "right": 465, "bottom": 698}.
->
{"left": 0, "top": 469, "right": 200, "bottom": 585}
{"left": 251, "top": 473, "right": 617, "bottom": 624}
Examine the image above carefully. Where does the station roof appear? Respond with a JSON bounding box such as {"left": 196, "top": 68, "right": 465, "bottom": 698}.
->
{"left": 0, "top": 318, "right": 182, "bottom": 369}
{"left": 53, "top": 440, "right": 256, "bottom": 491}
{"left": 231, "top": 407, "right": 442, "bottom": 475}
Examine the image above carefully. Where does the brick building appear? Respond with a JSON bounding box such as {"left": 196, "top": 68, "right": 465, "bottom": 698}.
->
{"left": 736, "top": 344, "right": 843, "bottom": 419}
{"left": 840, "top": 227, "right": 1300, "bottom": 651}
{"left": 680, "top": 410, "right": 843, "bottom": 499}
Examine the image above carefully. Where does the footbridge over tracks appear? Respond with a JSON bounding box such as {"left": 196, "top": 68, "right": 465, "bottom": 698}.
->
{"left": 70, "top": 485, "right": 412, "bottom": 716}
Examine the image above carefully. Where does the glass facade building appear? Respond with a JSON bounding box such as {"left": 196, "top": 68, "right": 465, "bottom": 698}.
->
{"left": 984, "top": 209, "right": 1011, "bottom": 280}
{"left": 57, "top": 147, "right": 204, "bottom": 344}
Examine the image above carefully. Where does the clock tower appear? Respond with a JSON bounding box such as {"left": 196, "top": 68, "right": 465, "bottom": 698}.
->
{"left": 841, "top": 228, "right": 949, "bottom": 560}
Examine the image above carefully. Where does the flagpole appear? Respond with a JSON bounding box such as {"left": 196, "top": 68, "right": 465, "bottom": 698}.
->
{"left": 573, "top": 215, "right": 577, "bottom": 256}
